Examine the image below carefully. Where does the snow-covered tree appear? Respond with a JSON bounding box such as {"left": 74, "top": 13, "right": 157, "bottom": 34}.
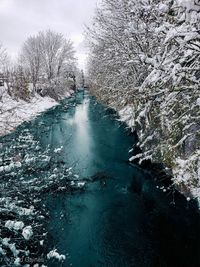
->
{"left": 20, "top": 30, "right": 76, "bottom": 99}
{"left": 87, "top": 0, "right": 200, "bottom": 199}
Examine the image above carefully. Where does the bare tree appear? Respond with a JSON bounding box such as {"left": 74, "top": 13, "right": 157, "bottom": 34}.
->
{"left": 0, "top": 43, "right": 9, "bottom": 73}
{"left": 56, "top": 39, "right": 75, "bottom": 77}
{"left": 21, "top": 35, "right": 42, "bottom": 92}
{"left": 38, "top": 30, "right": 74, "bottom": 80}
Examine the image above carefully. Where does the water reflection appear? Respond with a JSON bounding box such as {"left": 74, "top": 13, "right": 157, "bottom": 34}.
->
{"left": 71, "top": 98, "right": 92, "bottom": 166}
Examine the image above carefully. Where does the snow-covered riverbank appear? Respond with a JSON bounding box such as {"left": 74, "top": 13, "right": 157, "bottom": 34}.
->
{"left": 118, "top": 104, "right": 200, "bottom": 203}
{"left": 0, "top": 87, "right": 73, "bottom": 136}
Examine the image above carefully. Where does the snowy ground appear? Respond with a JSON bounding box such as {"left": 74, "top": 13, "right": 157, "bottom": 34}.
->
{"left": 0, "top": 87, "right": 61, "bottom": 136}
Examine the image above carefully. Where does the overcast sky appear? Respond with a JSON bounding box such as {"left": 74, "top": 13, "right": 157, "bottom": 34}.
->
{"left": 0, "top": 0, "right": 98, "bottom": 69}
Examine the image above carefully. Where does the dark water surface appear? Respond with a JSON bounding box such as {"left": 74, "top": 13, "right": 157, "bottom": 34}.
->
{"left": 1, "top": 91, "right": 199, "bottom": 267}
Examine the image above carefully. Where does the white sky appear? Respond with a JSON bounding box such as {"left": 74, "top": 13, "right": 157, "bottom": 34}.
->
{"left": 0, "top": 0, "right": 98, "bottom": 70}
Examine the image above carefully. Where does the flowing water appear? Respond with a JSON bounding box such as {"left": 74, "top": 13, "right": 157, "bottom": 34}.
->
{"left": 1, "top": 91, "right": 199, "bottom": 267}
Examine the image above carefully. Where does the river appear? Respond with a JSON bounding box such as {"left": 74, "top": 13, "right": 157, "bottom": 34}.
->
{"left": 0, "top": 91, "right": 199, "bottom": 267}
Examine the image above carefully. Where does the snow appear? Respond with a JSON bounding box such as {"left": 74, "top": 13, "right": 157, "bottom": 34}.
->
{"left": 0, "top": 161, "right": 22, "bottom": 173}
{"left": 77, "top": 181, "right": 86, "bottom": 188}
{"left": 5, "top": 220, "right": 25, "bottom": 231}
{"left": 0, "top": 89, "right": 59, "bottom": 136}
{"left": 22, "top": 226, "right": 33, "bottom": 240}
{"left": 47, "top": 249, "right": 66, "bottom": 261}
{"left": 54, "top": 146, "right": 63, "bottom": 153}
{"left": 20, "top": 206, "right": 35, "bottom": 216}
{"left": 14, "top": 257, "right": 21, "bottom": 266}
{"left": 176, "top": 0, "right": 200, "bottom": 12}
{"left": 173, "top": 150, "right": 200, "bottom": 203}
{"left": 70, "top": 181, "right": 86, "bottom": 188}
{"left": 158, "top": 3, "right": 168, "bottom": 13}
{"left": 118, "top": 105, "right": 135, "bottom": 128}
{"left": 9, "top": 243, "right": 19, "bottom": 257}
{"left": 2, "top": 238, "right": 20, "bottom": 258}
{"left": 0, "top": 247, "right": 6, "bottom": 255}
